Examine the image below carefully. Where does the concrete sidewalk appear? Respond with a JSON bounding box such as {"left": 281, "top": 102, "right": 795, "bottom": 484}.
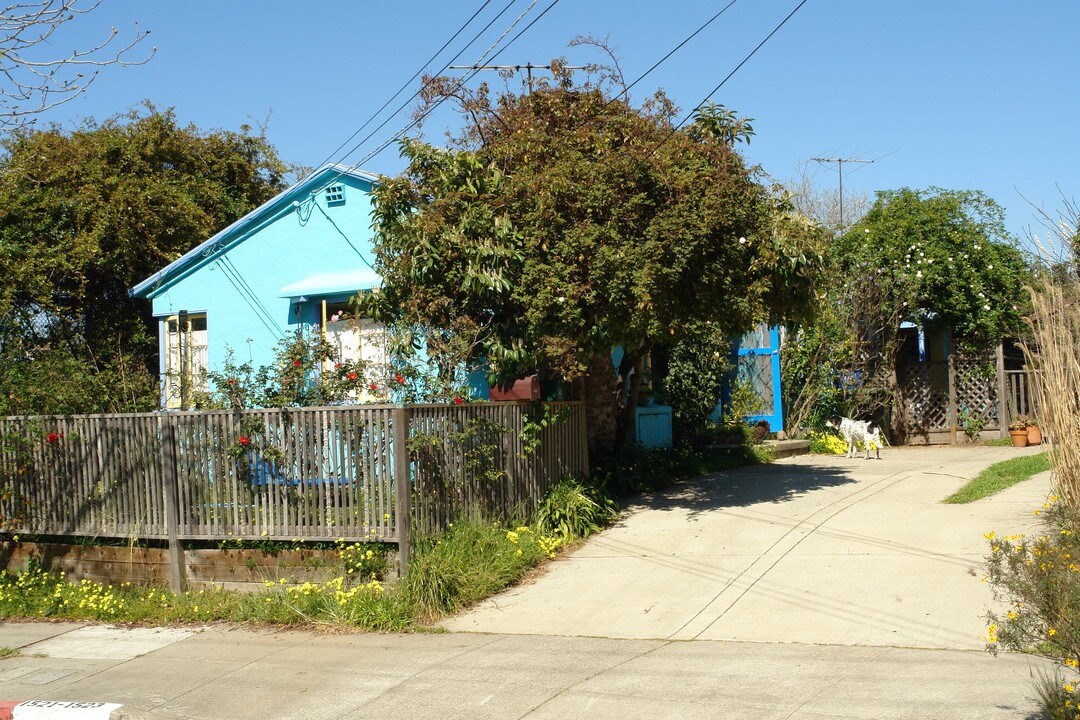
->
{"left": 0, "top": 622, "right": 1054, "bottom": 719}
{"left": 0, "top": 444, "right": 1057, "bottom": 719}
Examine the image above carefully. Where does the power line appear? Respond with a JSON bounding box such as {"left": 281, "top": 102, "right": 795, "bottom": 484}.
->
{"left": 271, "top": 0, "right": 557, "bottom": 278}
{"left": 328, "top": 0, "right": 525, "bottom": 169}
{"left": 349, "top": 0, "right": 733, "bottom": 175}
{"left": 644, "top": 0, "right": 809, "bottom": 161}
{"left": 618, "top": 0, "right": 740, "bottom": 102}
{"left": 310, "top": 0, "right": 498, "bottom": 172}
{"left": 324, "top": 0, "right": 559, "bottom": 183}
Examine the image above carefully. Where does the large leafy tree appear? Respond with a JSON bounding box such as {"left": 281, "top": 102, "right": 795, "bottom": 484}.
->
{"left": 0, "top": 104, "right": 287, "bottom": 414}
{"left": 784, "top": 187, "right": 1031, "bottom": 437}
{"left": 365, "top": 70, "right": 824, "bottom": 457}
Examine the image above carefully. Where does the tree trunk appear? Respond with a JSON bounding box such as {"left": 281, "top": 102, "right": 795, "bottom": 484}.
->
{"left": 579, "top": 351, "right": 619, "bottom": 464}
{"left": 614, "top": 351, "right": 644, "bottom": 456}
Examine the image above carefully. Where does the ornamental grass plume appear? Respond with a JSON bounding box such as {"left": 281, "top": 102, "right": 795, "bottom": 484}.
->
{"left": 1021, "top": 275, "right": 1080, "bottom": 507}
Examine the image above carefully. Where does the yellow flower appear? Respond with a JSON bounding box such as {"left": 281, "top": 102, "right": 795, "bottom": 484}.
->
{"left": 1065, "top": 683, "right": 1075, "bottom": 693}
{"left": 1065, "top": 658, "right": 1078, "bottom": 668}
{"left": 984, "top": 531, "right": 997, "bottom": 540}
{"left": 1050, "top": 628, "right": 1058, "bottom": 637}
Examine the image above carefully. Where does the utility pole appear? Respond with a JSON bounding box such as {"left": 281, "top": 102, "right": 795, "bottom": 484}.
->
{"left": 810, "top": 157, "right": 874, "bottom": 233}
{"left": 449, "top": 63, "right": 585, "bottom": 94}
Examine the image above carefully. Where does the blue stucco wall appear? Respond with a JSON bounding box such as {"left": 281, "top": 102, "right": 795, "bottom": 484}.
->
{"left": 145, "top": 173, "right": 378, "bottom": 374}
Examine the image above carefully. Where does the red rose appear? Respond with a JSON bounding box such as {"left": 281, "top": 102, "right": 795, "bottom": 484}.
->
{"left": 348, "top": 372, "right": 357, "bottom": 381}
{"left": 226, "top": 379, "right": 236, "bottom": 385}
{"left": 292, "top": 360, "right": 302, "bottom": 367}
{"left": 395, "top": 373, "right": 405, "bottom": 385}
{"left": 334, "top": 363, "right": 342, "bottom": 369}
{"left": 454, "top": 397, "right": 463, "bottom": 405}
{"left": 46, "top": 432, "right": 59, "bottom": 443}
{"left": 368, "top": 383, "right": 377, "bottom": 391}
{"left": 238, "top": 436, "right": 251, "bottom": 446}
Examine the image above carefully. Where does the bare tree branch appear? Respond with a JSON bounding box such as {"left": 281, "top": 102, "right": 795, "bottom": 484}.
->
{"left": 0, "top": 0, "right": 154, "bottom": 127}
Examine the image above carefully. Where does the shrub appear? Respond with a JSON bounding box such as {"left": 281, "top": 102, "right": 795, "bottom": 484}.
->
{"left": 534, "top": 477, "right": 618, "bottom": 540}
{"left": 958, "top": 406, "right": 987, "bottom": 442}
{"left": 401, "top": 520, "right": 552, "bottom": 620}
{"left": 808, "top": 431, "right": 847, "bottom": 455}
{"left": 984, "top": 499, "right": 1080, "bottom": 718}
{"left": 662, "top": 322, "right": 732, "bottom": 446}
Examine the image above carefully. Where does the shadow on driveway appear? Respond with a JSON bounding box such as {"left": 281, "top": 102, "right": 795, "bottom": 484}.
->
{"left": 623, "top": 460, "right": 856, "bottom": 519}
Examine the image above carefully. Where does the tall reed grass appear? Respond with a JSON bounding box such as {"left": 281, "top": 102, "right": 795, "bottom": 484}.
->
{"left": 1023, "top": 276, "right": 1080, "bottom": 506}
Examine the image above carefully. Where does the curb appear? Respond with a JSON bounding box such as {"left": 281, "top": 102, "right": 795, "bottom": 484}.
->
{"left": 0, "top": 702, "right": 121, "bottom": 719}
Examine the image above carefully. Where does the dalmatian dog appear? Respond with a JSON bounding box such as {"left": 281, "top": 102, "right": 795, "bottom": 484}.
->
{"left": 826, "top": 416, "right": 883, "bottom": 459}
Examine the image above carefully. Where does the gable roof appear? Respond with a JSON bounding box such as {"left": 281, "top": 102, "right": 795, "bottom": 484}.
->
{"left": 130, "top": 163, "right": 379, "bottom": 299}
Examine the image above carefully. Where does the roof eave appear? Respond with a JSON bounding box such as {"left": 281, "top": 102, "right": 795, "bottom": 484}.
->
{"left": 129, "top": 164, "right": 380, "bottom": 299}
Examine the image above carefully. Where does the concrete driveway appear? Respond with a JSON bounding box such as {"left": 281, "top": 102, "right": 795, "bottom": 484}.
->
{"left": 442, "top": 445, "right": 1051, "bottom": 650}
{"left": 0, "top": 445, "right": 1057, "bottom": 719}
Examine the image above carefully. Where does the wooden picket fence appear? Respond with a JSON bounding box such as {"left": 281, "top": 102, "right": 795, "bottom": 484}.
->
{"left": 0, "top": 402, "right": 588, "bottom": 586}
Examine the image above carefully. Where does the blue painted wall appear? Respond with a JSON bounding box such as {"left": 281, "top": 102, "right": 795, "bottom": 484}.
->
{"left": 141, "top": 171, "right": 378, "bottom": 375}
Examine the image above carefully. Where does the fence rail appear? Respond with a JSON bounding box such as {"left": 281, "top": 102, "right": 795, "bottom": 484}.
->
{"left": 0, "top": 402, "right": 588, "bottom": 585}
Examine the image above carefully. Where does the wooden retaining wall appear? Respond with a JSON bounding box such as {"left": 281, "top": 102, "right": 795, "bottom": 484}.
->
{"left": 0, "top": 541, "right": 355, "bottom": 592}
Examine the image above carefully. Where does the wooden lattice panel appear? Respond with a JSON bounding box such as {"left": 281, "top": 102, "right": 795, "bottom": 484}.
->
{"left": 900, "top": 362, "right": 950, "bottom": 432}
{"left": 954, "top": 353, "right": 999, "bottom": 428}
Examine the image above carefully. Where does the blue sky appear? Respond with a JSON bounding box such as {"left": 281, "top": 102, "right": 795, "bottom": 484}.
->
{"left": 27, "top": 0, "right": 1080, "bottom": 245}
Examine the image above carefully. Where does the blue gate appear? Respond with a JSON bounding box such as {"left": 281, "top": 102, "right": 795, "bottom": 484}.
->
{"left": 716, "top": 325, "right": 784, "bottom": 433}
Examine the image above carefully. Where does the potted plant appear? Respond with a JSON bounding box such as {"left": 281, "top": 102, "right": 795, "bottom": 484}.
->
{"left": 1027, "top": 418, "right": 1042, "bottom": 446}
{"left": 1008, "top": 415, "right": 1030, "bottom": 447}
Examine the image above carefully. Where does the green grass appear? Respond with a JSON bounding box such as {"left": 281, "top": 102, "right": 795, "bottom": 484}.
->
{"left": 0, "top": 647, "right": 18, "bottom": 658}
{"left": 943, "top": 452, "right": 1051, "bottom": 503}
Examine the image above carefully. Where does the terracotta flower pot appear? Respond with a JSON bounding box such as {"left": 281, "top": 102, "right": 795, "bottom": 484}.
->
{"left": 1010, "top": 430, "right": 1029, "bottom": 448}
{"left": 1027, "top": 425, "right": 1042, "bottom": 446}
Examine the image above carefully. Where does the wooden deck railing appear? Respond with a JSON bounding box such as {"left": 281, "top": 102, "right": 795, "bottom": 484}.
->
{"left": 0, "top": 402, "right": 588, "bottom": 585}
{"left": 1004, "top": 370, "right": 1041, "bottom": 423}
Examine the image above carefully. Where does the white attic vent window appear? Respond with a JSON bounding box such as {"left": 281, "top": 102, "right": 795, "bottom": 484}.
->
{"left": 325, "top": 184, "right": 346, "bottom": 206}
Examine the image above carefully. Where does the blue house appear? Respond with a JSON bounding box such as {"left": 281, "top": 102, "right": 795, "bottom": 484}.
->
{"left": 130, "top": 164, "right": 384, "bottom": 408}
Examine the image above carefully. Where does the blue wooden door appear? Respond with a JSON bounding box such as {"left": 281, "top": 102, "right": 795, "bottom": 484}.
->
{"left": 732, "top": 325, "right": 784, "bottom": 433}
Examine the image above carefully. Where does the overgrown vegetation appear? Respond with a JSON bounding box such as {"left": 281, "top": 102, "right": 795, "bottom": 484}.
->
{"left": 0, "top": 476, "right": 614, "bottom": 630}
{"left": 982, "top": 209, "right": 1080, "bottom": 720}
{"left": 783, "top": 187, "right": 1032, "bottom": 438}
{"left": 0, "top": 105, "right": 287, "bottom": 415}
{"left": 943, "top": 452, "right": 1050, "bottom": 504}
{"left": 362, "top": 56, "right": 824, "bottom": 458}
{"left": 985, "top": 500, "right": 1080, "bottom": 719}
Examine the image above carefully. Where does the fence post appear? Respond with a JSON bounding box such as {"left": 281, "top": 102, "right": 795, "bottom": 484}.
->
{"left": 159, "top": 414, "right": 186, "bottom": 592}
{"left": 947, "top": 334, "right": 958, "bottom": 445}
{"left": 996, "top": 341, "right": 1008, "bottom": 439}
{"left": 392, "top": 407, "right": 411, "bottom": 577}
{"left": 577, "top": 401, "right": 590, "bottom": 477}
